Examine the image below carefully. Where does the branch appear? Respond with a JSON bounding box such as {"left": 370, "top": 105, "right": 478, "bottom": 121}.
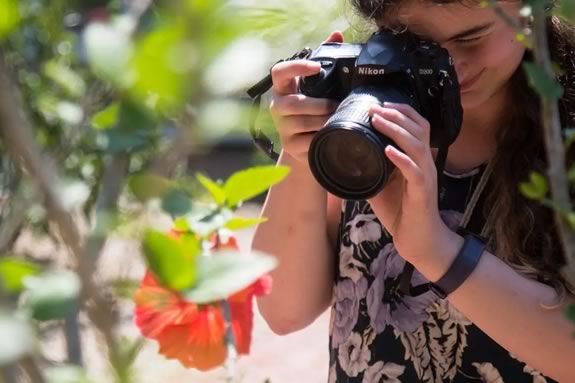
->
{"left": 531, "top": 10, "right": 575, "bottom": 286}
{"left": 0, "top": 53, "right": 121, "bottom": 373}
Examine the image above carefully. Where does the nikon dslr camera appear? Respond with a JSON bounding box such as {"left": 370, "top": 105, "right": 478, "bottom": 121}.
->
{"left": 298, "top": 30, "right": 463, "bottom": 200}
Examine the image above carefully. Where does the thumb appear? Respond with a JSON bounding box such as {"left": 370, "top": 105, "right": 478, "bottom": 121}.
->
{"left": 323, "top": 31, "right": 344, "bottom": 44}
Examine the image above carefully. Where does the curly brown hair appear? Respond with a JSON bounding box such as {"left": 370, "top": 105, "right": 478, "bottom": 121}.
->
{"left": 350, "top": 1, "right": 575, "bottom": 298}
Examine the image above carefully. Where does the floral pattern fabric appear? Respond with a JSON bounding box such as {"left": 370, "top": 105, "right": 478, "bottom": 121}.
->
{"left": 328, "top": 169, "right": 557, "bottom": 383}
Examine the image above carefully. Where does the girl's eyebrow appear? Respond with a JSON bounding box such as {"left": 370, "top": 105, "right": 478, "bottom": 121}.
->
{"left": 445, "top": 21, "right": 495, "bottom": 41}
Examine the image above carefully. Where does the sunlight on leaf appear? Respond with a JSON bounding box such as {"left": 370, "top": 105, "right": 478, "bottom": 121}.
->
{"left": 44, "top": 61, "right": 86, "bottom": 98}
{"left": 142, "top": 231, "right": 199, "bottom": 290}
{"left": 91, "top": 103, "right": 120, "bottom": 130}
{"left": 0, "top": 0, "right": 19, "bottom": 39}
{"left": 0, "top": 313, "right": 34, "bottom": 366}
{"left": 224, "top": 217, "right": 267, "bottom": 231}
{"left": 224, "top": 165, "right": 290, "bottom": 207}
{"left": 24, "top": 271, "right": 81, "bottom": 321}
{"left": 183, "top": 250, "right": 276, "bottom": 304}
{"left": 131, "top": 20, "right": 189, "bottom": 112}
{"left": 519, "top": 171, "right": 548, "bottom": 200}
{"left": 0, "top": 257, "right": 40, "bottom": 294}
{"left": 196, "top": 173, "right": 226, "bottom": 205}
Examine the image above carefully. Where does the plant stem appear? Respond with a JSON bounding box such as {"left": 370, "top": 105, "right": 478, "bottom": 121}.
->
{"left": 531, "top": 9, "right": 575, "bottom": 286}
{"left": 221, "top": 300, "right": 237, "bottom": 383}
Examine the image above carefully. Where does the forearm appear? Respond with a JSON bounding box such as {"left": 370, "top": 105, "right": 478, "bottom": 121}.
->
{"left": 415, "top": 230, "right": 575, "bottom": 382}
{"left": 252, "top": 151, "right": 334, "bottom": 333}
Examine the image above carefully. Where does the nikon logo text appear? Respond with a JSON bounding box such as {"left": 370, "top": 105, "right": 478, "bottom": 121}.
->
{"left": 358, "top": 67, "right": 385, "bottom": 75}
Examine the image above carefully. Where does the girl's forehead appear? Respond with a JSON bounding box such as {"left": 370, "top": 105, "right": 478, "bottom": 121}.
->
{"left": 377, "top": 1, "right": 499, "bottom": 40}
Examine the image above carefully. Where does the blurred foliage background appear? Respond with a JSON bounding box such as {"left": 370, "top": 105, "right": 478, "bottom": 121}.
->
{"left": 0, "top": 0, "right": 365, "bottom": 381}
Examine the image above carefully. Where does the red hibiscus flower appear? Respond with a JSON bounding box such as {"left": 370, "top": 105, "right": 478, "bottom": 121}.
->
{"left": 133, "top": 232, "right": 272, "bottom": 371}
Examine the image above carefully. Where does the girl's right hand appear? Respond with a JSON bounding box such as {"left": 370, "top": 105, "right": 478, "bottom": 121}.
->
{"left": 269, "top": 31, "right": 344, "bottom": 165}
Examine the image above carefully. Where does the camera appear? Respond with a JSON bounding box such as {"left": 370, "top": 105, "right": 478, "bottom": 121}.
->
{"left": 299, "top": 30, "right": 463, "bottom": 200}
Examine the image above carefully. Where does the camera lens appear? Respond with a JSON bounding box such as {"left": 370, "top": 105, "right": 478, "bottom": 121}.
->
{"left": 318, "top": 130, "right": 382, "bottom": 191}
{"left": 308, "top": 86, "right": 415, "bottom": 200}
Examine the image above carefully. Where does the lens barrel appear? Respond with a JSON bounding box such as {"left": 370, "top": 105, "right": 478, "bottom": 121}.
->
{"left": 308, "top": 87, "right": 415, "bottom": 200}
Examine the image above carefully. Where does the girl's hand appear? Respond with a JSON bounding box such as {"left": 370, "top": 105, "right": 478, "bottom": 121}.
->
{"left": 269, "top": 32, "right": 343, "bottom": 165}
{"left": 367, "top": 102, "right": 455, "bottom": 266}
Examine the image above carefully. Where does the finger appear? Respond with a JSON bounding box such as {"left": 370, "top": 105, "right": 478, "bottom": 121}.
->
{"left": 372, "top": 114, "right": 429, "bottom": 164}
{"left": 271, "top": 60, "right": 322, "bottom": 95}
{"left": 382, "top": 102, "right": 431, "bottom": 141}
{"left": 384, "top": 145, "right": 424, "bottom": 188}
{"left": 270, "top": 94, "right": 338, "bottom": 117}
{"left": 279, "top": 115, "right": 331, "bottom": 135}
{"left": 323, "top": 31, "right": 344, "bottom": 44}
{"left": 369, "top": 104, "right": 424, "bottom": 141}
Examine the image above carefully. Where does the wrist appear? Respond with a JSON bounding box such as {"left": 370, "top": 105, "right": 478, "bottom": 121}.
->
{"left": 413, "top": 226, "right": 464, "bottom": 283}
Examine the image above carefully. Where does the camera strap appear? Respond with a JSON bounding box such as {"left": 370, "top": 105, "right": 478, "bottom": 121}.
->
{"left": 398, "top": 141, "right": 449, "bottom": 296}
{"left": 246, "top": 47, "right": 313, "bottom": 162}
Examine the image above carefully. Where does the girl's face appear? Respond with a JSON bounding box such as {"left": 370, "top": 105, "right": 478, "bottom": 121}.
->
{"left": 382, "top": 1, "right": 526, "bottom": 110}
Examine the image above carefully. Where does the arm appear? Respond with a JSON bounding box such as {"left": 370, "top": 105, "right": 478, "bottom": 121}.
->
{"left": 414, "top": 229, "right": 575, "bottom": 383}
{"left": 362, "top": 101, "right": 575, "bottom": 382}
{"left": 252, "top": 150, "right": 341, "bottom": 335}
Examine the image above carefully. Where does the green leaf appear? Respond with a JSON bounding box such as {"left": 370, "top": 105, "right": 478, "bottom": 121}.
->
{"left": 44, "top": 61, "right": 86, "bottom": 98}
{"left": 519, "top": 171, "right": 548, "bottom": 200}
{"left": 91, "top": 103, "right": 120, "bottom": 130}
{"left": 142, "top": 231, "right": 199, "bottom": 290}
{"left": 0, "top": 0, "right": 20, "bottom": 39}
{"left": 523, "top": 62, "right": 564, "bottom": 100}
{"left": 46, "top": 365, "right": 91, "bottom": 383}
{"left": 161, "top": 189, "right": 193, "bottom": 216}
{"left": 97, "top": 128, "right": 154, "bottom": 154}
{"left": 224, "top": 165, "right": 290, "bottom": 207}
{"left": 84, "top": 23, "right": 134, "bottom": 87}
{"left": 0, "top": 257, "right": 41, "bottom": 294}
{"left": 0, "top": 313, "right": 34, "bottom": 366}
{"left": 131, "top": 20, "right": 188, "bottom": 112}
{"left": 117, "top": 102, "right": 157, "bottom": 131}
{"left": 196, "top": 173, "right": 226, "bottom": 205}
{"left": 128, "top": 174, "right": 173, "bottom": 202}
{"left": 567, "top": 212, "right": 575, "bottom": 231}
{"left": 173, "top": 217, "right": 190, "bottom": 232}
{"left": 183, "top": 250, "right": 277, "bottom": 304}
{"left": 566, "top": 304, "right": 575, "bottom": 323}
{"left": 557, "top": 0, "right": 575, "bottom": 22}
{"left": 224, "top": 217, "right": 267, "bottom": 231}
{"left": 24, "top": 271, "right": 81, "bottom": 321}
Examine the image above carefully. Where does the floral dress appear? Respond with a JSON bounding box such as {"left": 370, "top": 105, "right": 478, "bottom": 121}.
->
{"left": 328, "top": 167, "right": 557, "bottom": 383}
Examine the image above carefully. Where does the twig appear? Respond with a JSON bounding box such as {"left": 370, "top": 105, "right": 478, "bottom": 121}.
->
{"left": 0, "top": 184, "right": 28, "bottom": 253}
{"left": 0, "top": 53, "right": 121, "bottom": 374}
{"left": 531, "top": 9, "right": 575, "bottom": 286}
{"left": 64, "top": 305, "right": 83, "bottom": 366}
{"left": 221, "top": 300, "right": 237, "bottom": 383}
{"left": 19, "top": 356, "right": 46, "bottom": 383}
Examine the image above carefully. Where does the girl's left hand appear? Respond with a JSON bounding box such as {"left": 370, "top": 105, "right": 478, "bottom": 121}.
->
{"left": 367, "top": 102, "right": 456, "bottom": 268}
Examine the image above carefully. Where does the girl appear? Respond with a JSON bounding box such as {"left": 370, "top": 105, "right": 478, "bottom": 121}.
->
{"left": 251, "top": 1, "right": 575, "bottom": 381}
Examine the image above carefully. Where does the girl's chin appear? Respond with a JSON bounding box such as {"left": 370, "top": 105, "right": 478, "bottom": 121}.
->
{"left": 460, "top": 89, "right": 488, "bottom": 111}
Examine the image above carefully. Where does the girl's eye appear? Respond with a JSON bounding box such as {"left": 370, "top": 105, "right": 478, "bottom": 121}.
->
{"left": 456, "top": 36, "right": 481, "bottom": 44}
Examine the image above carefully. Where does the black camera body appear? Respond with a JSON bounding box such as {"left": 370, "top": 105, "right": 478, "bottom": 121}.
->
{"left": 299, "top": 30, "right": 463, "bottom": 200}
